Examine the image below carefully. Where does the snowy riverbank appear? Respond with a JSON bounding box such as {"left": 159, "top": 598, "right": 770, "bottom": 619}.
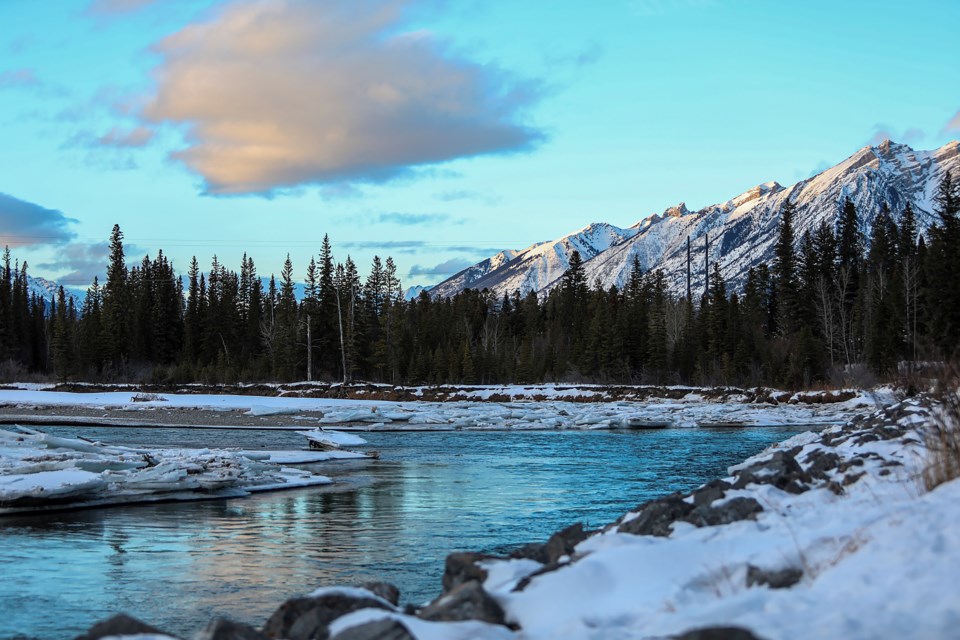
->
{"left": 0, "top": 427, "right": 347, "bottom": 514}
{"left": 66, "top": 393, "right": 960, "bottom": 639}
{"left": 0, "top": 386, "right": 881, "bottom": 431}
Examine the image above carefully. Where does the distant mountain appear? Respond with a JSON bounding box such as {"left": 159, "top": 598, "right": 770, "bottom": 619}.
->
{"left": 431, "top": 140, "right": 960, "bottom": 299}
{"left": 430, "top": 222, "right": 636, "bottom": 299}
{"left": 26, "top": 275, "right": 81, "bottom": 310}
{"left": 404, "top": 285, "right": 431, "bottom": 301}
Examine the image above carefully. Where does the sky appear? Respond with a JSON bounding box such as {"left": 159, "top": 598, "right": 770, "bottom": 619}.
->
{"left": 1, "top": 0, "right": 958, "bottom": 292}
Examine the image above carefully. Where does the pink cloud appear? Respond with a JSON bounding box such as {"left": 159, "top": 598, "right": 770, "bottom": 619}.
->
{"left": 140, "top": 0, "right": 543, "bottom": 196}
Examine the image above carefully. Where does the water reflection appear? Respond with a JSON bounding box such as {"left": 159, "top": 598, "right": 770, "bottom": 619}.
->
{"left": 0, "top": 427, "right": 807, "bottom": 639}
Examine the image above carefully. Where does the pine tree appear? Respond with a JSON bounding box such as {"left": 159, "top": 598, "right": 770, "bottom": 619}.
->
{"left": 772, "top": 200, "right": 798, "bottom": 335}
{"left": 52, "top": 286, "right": 76, "bottom": 380}
{"left": 102, "top": 224, "right": 129, "bottom": 369}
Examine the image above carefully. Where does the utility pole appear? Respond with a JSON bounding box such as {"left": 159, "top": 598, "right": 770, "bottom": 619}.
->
{"left": 305, "top": 313, "right": 312, "bottom": 382}
{"left": 704, "top": 232, "right": 710, "bottom": 299}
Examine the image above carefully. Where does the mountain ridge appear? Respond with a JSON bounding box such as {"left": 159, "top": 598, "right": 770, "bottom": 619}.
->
{"left": 428, "top": 139, "right": 960, "bottom": 300}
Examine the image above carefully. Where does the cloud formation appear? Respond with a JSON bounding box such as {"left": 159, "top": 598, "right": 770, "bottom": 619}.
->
{"left": 377, "top": 212, "right": 452, "bottom": 226}
{"left": 86, "top": 0, "right": 159, "bottom": 15}
{"left": 435, "top": 189, "right": 502, "bottom": 205}
{"left": 141, "top": 0, "right": 543, "bottom": 196}
{"left": 409, "top": 257, "right": 473, "bottom": 277}
{"left": 36, "top": 242, "right": 109, "bottom": 287}
{"left": 36, "top": 240, "right": 149, "bottom": 287}
{"left": 0, "top": 68, "right": 40, "bottom": 90}
{"left": 97, "top": 126, "right": 154, "bottom": 148}
{"left": 868, "top": 124, "right": 925, "bottom": 146}
{"left": 945, "top": 110, "right": 960, "bottom": 134}
{"left": 341, "top": 239, "right": 501, "bottom": 256}
{"left": 0, "top": 193, "right": 77, "bottom": 248}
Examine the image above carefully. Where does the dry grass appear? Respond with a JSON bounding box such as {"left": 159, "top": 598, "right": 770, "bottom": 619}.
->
{"left": 922, "top": 366, "right": 960, "bottom": 492}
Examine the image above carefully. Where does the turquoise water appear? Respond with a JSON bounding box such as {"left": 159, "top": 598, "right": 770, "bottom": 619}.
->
{"left": 0, "top": 426, "right": 807, "bottom": 639}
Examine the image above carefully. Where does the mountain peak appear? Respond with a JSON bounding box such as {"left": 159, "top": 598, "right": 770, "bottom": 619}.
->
{"left": 665, "top": 203, "right": 689, "bottom": 218}
{"left": 429, "top": 141, "right": 960, "bottom": 301}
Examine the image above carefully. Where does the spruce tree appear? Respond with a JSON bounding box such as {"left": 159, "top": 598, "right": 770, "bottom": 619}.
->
{"left": 772, "top": 200, "right": 798, "bottom": 335}
{"left": 102, "top": 224, "right": 129, "bottom": 369}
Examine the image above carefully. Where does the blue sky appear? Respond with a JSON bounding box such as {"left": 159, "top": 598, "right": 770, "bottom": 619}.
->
{"left": 1, "top": 0, "right": 958, "bottom": 291}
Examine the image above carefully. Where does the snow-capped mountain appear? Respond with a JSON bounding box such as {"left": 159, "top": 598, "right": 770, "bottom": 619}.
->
{"left": 431, "top": 140, "right": 960, "bottom": 300}
{"left": 428, "top": 249, "right": 520, "bottom": 299}
{"left": 430, "top": 223, "right": 636, "bottom": 299}
{"left": 26, "top": 275, "right": 81, "bottom": 309}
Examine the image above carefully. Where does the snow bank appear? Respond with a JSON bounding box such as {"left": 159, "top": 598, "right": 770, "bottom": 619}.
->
{"left": 468, "top": 398, "right": 958, "bottom": 639}
{"left": 0, "top": 427, "right": 332, "bottom": 514}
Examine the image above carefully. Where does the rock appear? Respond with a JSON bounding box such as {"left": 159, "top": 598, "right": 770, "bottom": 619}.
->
{"left": 512, "top": 561, "right": 565, "bottom": 592}
{"left": 746, "top": 564, "right": 803, "bottom": 589}
{"left": 196, "top": 617, "right": 267, "bottom": 640}
{"left": 357, "top": 582, "right": 400, "bottom": 607}
{"left": 733, "top": 451, "right": 811, "bottom": 494}
{"left": 691, "top": 479, "right": 731, "bottom": 507}
{"left": 418, "top": 581, "right": 507, "bottom": 626}
{"left": 803, "top": 450, "right": 840, "bottom": 480}
{"left": 617, "top": 493, "right": 694, "bottom": 537}
{"left": 75, "top": 614, "right": 177, "bottom": 640}
{"left": 331, "top": 618, "right": 415, "bottom": 640}
{"left": 684, "top": 497, "right": 763, "bottom": 527}
{"left": 441, "top": 552, "right": 495, "bottom": 594}
{"left": 262, "top": 592, "right": 394, "bottom": 640}
{"left": 674, "top": 626, "right": 765, "bottom": 640}
{"left": 842, "top": 471, "right": 866, "bottom": 486}
{"left": 511, "top": 522, "right": 590, "bottom": 564}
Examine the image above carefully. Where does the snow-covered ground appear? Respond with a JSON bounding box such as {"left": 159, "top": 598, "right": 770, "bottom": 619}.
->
{"left": 0, "top": 387, "right": 883, "bottom": 431}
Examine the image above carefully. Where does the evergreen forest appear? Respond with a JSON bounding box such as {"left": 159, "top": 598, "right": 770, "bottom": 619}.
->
{"left": 2, "top": 173, "right": 958, "bottom": 389}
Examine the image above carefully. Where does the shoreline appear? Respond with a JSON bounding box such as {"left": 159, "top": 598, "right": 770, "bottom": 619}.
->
{"left": 65, "top": 392, "right": 960, "bottom": 640}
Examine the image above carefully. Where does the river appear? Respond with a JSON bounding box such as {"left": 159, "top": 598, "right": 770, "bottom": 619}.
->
{"left": 0, "top": 425, "right": 807, "bottom": 639}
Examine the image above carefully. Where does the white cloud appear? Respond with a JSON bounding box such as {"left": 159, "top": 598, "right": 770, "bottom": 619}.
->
{"left": 141, "top": 0, "right": 543, "bottom": 196}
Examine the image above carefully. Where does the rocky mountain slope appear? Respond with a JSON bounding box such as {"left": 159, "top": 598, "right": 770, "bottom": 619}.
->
{"left": 431, "top": 140, "right": 960, "bottom": 299}
{"left": 429, "top": 222, "right": 635, "bottom": 299}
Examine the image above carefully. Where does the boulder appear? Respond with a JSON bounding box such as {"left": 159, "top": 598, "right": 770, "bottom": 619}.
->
{"left": 356, "top": 582, "right": 400, "bottom": 607}
{"left": 418, "top": 581, "right": 507, "bottom": 626}
{"left": 745, "top": 564, "right": 803, "bottom": 589}
{"left": 262, "top": 591, "right": 394, "bottom": 640}
{"left": 511, "top": 522, "right": 590, "bottom": 564}
{"left": 690, "top": 479, "right": 731, "bottom": 507}
{"left": 331, "top": 618, "right": 415, "bottom": 640}
{"left": 441, "top": 552, "right": 495, "bottom": 594}
{"left": 196, "top": 617, "right": 267, "bottom": 640}
{"left": 617, "top": 493, "right": 694, "bottom": 537}
{"left": 803, "top": 450, "right": 840, "bottom": 480}
{"left": 684, "top": 497, "right": 763, "bottom": 527}
{"left": 733, "top": 451, "right": 811, "bottom": 494}
{"left": 75, "top": 613, "right": 177, "bottom": 640}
